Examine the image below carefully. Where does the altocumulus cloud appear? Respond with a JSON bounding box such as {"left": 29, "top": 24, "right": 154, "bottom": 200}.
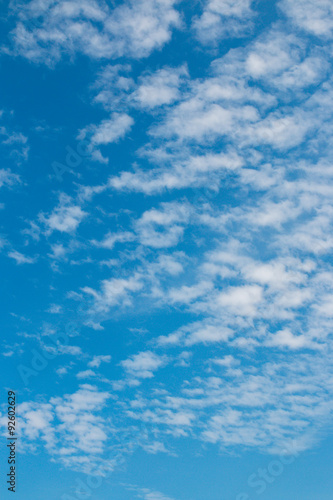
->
{"left": 1, "top": 0, "right": 333, "bottom": 497}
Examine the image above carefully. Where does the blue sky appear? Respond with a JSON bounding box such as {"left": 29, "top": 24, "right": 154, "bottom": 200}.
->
{"left": 1, "top": 0, "right": 333, "bottom": 499}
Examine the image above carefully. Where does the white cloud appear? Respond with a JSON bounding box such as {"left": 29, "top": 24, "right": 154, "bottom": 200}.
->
{"left": 8, "top": 250, "right": 36, "bottom": 264}
{"left": 135, "top": 488, "right": 175, "bottom": 500}
{"left": 213, "top": 28, "right": 328, "bottom": 93}
{"left": 153, "top": 254, "right": 184, "bottom": 276}
{"left": 242, "top": 261, "right": 305, "bottom": 290}
{"left": 93, "top": 63, "right": 134, "bottom": 111}
{"left": 0, "top": 124, "right": 29, "bottom": 162}
{"left": 39, "top": 194, "right": 87, "bottom": 234}
{"left": 82, "top": 274, "right": 143, "bottom": 313}
{"left": 132, "top": 65, "right": 188, "bottom": 109}
{"left": 10, "top": 0, "right": 181, "bottom": 64}
{"left": 123, "top": 349, "right": 333, "bottom": 454}
{"left": 47, "top": 304, "right": 62, "bottom": 314}
{"left": 0, "top": 168, "right": 20, "bottom": 189}
{"left": 266, "top": 329, "right": 315, "bottom": 350}
{"left": 157, "top": 320, "right": 233, "bottom": 346}
{"left": 152, "top": 98, "right": 258, "bottom": 142}
{"left": 135, "top": 202, "right": 191, "bottom": 248}
{"left": 279, "top": 0, "right": 333, "bottom": 37}
{"left": 168, "top": 280, "right": 213, "bottom": 305}
{"left": 185, "top": 323, "right": 233, "bottom": 345}
{"left": 121, "top": 350, "right": 168, "bottom": 378}
{"left": 109, "top": 151, "right": 244, "bottom": 194}
{"left": 15, "top": 385, "right": 112, "bottom": 472}
{"left": 194, "top": 0, "right": 254, "bottom": 44}
{"left": 92, "top": 231, "right": 135, "bottom": 249}
{"left": 88, "top": 355, "right": 111, "bottom": 368}
{"left": 56, "top": 367, "right": 68, "bottom": 376}
{"left": 217, "top": 285, "right": 263, "bottom": 317}
{"left": 76, "top": 369, "right": 96, "bottom": 379}
{"left": 245, "top": 31, "right": 302, "bottom": 79}
{"left": 80, "top": 113, "right": 134, "bottom": 146}
{"left": 212, "top": 355, "right": 239, "bottom": 367}
{"left": 242, "top": 110, "right": 313, "bottom": 150}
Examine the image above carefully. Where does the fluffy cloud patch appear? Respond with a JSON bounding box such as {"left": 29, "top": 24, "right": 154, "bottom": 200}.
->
{"left": 121, "top": 351, "right": 168, "bottom": 378}
{"left": 39, "top": 194, "right": 87, "bottom": 234}
{"left": 194, "top": 0, "right": 255, "bottom": 44}
{"left": 10, "top": 0, "right": 181, "bottom": 64}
